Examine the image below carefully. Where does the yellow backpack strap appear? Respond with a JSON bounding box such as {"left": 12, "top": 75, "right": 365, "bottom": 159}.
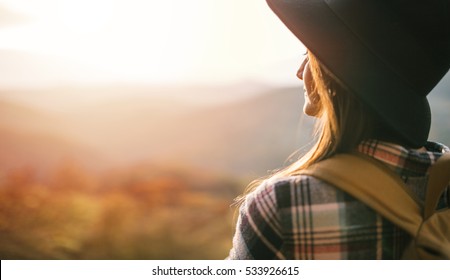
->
{"left": 299, "top": 153, "right": 422, "bottom": 236}
{"left": 423, "top": 153, "right": 450, "bottom": 220}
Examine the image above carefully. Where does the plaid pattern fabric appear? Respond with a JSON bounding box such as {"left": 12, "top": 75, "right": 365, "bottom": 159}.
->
{"left": 227, "top": 140, "right": 450, "bottom": 260}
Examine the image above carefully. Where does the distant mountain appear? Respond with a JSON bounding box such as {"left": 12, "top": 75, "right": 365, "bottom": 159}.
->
{"left": 0, "top": 82, "right": 448, "bottom": 178}
{"left": 0, "top": 100, "right": 109, "bottom": 174}
{"left": 427, "top": 70, "right": 450, "bottom": 144}
{"left": 0, "top": 86, "right": 313, "bottom": 177}
{"left": 152, "top": 87, "right": 315, "bottom": 176}
{"left": 429, "top": 99, "right": 450, "bottom": 144}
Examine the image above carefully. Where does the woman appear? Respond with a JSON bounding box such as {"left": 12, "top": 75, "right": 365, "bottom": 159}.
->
{"left": 227, "top": 0, "right": 450, "bottom": 259}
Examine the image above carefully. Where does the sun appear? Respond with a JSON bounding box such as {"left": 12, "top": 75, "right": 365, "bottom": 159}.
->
{"left": 57, "top": 0, "right": 115, "bottom": 34}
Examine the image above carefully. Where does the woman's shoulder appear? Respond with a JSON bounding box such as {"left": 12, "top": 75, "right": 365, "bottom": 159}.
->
{"left": 247, "top": 174, "right": 350, "bottom": 211}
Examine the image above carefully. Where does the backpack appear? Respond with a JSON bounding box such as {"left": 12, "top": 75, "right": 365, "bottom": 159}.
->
{"left": 300, "top": 152, "right": 450, "bottom": 259}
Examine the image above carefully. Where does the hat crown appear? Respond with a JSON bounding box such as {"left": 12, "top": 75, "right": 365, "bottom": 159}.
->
{"left": 324, "top": 0, "right": 450, "bottom": 96}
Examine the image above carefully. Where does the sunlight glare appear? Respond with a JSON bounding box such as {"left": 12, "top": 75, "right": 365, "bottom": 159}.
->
{"left": 0, "top": 0, "right": 301, "bottom": 86}
{"left": 57, "top": 0, "right": 114, "bottom": 34}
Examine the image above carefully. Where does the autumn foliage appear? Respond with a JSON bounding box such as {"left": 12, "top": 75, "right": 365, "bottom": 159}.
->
{"left": 0, "top": 161, "right": 241, "bottom": 259}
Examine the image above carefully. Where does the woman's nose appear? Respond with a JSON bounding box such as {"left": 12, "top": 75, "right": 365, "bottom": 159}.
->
{"left": 297, "top": 68, "right": 304, "bottom": 80}
{"left": 297, "top": 57, "right": 309, "bottom": 80}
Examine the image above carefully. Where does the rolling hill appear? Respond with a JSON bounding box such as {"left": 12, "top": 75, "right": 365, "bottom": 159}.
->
{"left": 0, "top": 86, "right": 312, "bottom": 177}
{"left": 0, "top": 82, "right": 448, "bottom": 178}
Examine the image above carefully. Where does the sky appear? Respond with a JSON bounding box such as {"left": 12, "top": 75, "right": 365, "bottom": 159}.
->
{"left": 0, "top": 0, "right": 305, "bottom": 88}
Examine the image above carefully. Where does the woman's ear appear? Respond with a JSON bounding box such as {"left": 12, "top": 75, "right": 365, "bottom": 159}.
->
{"left": 303, "top": 91, "right": 322, "bottom": 117}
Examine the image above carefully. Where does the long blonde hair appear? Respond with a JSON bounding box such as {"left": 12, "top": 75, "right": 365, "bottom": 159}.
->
{"left": 235, "top": 52, "right": 376, "bottom": 204}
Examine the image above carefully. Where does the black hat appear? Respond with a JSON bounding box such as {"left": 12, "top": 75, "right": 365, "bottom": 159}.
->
{"left": 267, "top": 0, "right": 450, "bottom": 148}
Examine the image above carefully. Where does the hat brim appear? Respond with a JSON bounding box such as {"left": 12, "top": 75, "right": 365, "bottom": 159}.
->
{"left": 267, "top": 0, "right": 432, "bottom": 147}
